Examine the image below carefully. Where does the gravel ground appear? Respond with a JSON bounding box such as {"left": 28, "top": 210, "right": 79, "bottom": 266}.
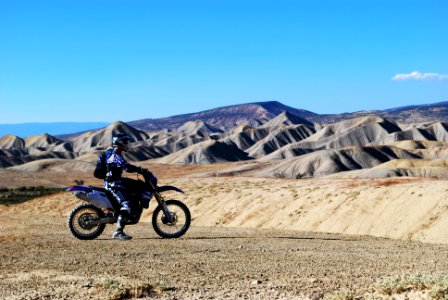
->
{"left": 2, "top": 213, "right": 448, "bottom": 300}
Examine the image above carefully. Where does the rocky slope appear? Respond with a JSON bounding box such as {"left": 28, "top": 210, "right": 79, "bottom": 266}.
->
{"left": 3, "top": 102, "right": 448, "bottom": 179}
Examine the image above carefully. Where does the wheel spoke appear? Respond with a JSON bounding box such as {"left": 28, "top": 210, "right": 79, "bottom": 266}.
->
{"left": 153, "top": 201, "right": 190, "bottom": 238}
{"left": 72, "top": 208, "right": 101, "bottom": 236}
{"left": 157, "top": 205, "right": 186, "bottom": 233}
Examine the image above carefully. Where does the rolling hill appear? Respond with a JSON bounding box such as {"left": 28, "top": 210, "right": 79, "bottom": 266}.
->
{"left": 2, "top": 100, "right": 448, "bottom": 179}
{"left": 4, "top": 100, "right": 448, "bottom": 138}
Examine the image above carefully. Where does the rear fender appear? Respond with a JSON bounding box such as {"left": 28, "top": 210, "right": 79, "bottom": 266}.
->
{"left": 66, "top": 186, "right": 93, "bottom": 193}
{"left": 67, "top": 186, "right": 113, "bottom": 209}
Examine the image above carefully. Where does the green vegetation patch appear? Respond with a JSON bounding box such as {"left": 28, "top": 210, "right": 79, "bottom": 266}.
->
{"left": 0, "top": 186, "right": 65, "bottom": 205}
{"left": 375, "top": 274, "right": 448, "bottom": 298}
{"left": 323, "top": 274, "right": 448, "bottom": 300}
{"left": 94, "top": 277, "right": 174, "bottom": 300}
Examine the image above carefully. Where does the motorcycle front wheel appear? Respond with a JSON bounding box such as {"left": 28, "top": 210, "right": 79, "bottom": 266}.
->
{"left": 152, "top": 200, "right": 191, "bottom": 239}
{"left": 67, "top": 203, "right": 106, "bottom": 240}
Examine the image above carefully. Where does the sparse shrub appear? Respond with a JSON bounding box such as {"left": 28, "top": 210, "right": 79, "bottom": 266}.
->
{"left": 375, "top": 274, "right": 448, "bottom": 297}
{"left": 375, "top": 275, "right": 410, "bottom": 295}
{"left": 93, "top": 277, "right": 171, "bottom": 300}
{"left": 220, "top": 211, "right": 236, "bottom": 224}
{"left": 274, "top": 171, "right": 290, "bottom": 179}
{"left": 323, "top": 289, "right": 355, "bottom": 300}
{"left": 322, "top": 275, "right": 448, "bottom": 300}
{"left": 95, "top": 278, "right": 129, "bottom": 299}
{"left": 74, "top": 179, "right": 85, "bottom": 185}
{"left": 429, "top": 283, "right": 448, "bottom": 300}
{"left": 349, "top": 191, "right": 360, "bottom": 198}
{"left": 0, "top": 186, "right": 65, "bottom": 205}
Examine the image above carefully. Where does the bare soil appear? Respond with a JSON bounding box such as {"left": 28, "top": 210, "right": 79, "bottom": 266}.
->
{"left": 2, "top": 213, "right": 448, "bottom": 300}
{"left": 0, "top": 162, "right": 235, "bottom": 188}
{"left": 2, "top": 168, "right": 448, "bottom": 299}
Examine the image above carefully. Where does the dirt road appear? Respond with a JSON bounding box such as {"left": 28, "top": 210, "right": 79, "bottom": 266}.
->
{"left": 2, "top": 213, "right": 448, "bottom": 300}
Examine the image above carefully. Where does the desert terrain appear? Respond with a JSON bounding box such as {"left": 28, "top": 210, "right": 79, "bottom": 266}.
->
{"left": 3, "top": 105, "right": 448, "bottom": 299}
{"left": 2, "top": 167, "right": 448, "bottom": 299}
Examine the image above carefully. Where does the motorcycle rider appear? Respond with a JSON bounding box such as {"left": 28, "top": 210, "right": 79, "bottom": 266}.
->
{"left": 104, "top": 133, "right": 157, "bottom": 240}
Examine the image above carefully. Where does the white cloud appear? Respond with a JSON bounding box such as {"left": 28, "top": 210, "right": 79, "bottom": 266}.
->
{"left": 392, "top": 71, "right": 448, "bottom": 81}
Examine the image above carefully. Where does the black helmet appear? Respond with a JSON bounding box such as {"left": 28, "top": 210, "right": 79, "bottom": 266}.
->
{"left": 112, "top": 133, "right": 132, "bottom": 152}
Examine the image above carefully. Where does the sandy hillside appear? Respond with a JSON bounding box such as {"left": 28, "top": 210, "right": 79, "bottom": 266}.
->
{"left": 123, "top": 177, "right": 448, "bottom": 244}
{"left": 3, "top": 169, "right": 448, "bottom": 299}
{"left": 3, "top": 175, "right": 448, "bottom": 244}
{"left": 3, "top": 175, "right": 448, "bottom": 299}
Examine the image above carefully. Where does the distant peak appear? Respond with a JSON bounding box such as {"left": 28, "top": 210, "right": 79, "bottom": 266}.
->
{"left": 106, "top": 121, "right": 136, "bottom": 132}
{"left": 1, "top": 134, "right": 22, "bottom": 140}
{"left": 256, "top": 100, "right": 290, "bottom": 109}
{"left": 260, "top": 110, "right": 314, "bottom": 128}
{"left": 110, "top": 120, "right": 128, "bottom": 127}
{"left": 262, "top": 100, "right": 283, "bottom": 105}
{"left": 25, "top": 132, "right": 60, "bottom": 139}
{"left": 128, "top": 100, "right": 318, "bottom": 131}
{"left": 0, "top": 134, "right": 25, "bottom": 149}
{"left": 177, "top": 120, "right": 222, "bottom": 134}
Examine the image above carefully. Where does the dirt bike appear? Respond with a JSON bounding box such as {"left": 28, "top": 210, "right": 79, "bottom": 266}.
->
{"left": 66, "top": 171, "right": 190, "bottom": 240}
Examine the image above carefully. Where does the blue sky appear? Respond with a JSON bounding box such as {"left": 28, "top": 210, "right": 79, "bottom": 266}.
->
{"left": 0, "top": 0, "right": 447, "bottom": 123}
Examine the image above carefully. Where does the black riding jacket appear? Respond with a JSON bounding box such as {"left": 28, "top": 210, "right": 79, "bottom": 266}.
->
{"left": 104, "top": 149, "right": 140, "bottom": 182}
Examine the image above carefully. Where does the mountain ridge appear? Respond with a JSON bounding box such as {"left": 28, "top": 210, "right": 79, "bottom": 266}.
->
{"left": 4, "top": 110, "right": 448, "bottom": 179}
{"left": 2, "top": 100, "right": 448, "bottom": 139}
{"left": 313, "top": 100, "right": 448, "bottom": 124}
{"left": 128, "top": 101, "right": 317, "bottom": 131}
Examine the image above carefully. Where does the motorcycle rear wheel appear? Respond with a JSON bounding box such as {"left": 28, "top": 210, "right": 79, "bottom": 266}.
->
{"left": 152, "top": 200, "right": 191, "bottom": 239}
{"left": 68, "top": 203, "right": 106, "bottom": 240}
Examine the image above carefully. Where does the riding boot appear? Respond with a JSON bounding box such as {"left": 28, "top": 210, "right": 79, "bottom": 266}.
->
{"left": 112, "top": 215, "right": 132, "bottom": 240}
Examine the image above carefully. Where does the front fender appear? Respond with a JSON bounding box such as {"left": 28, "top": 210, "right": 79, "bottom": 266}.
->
{"left": 156, "top": 185, "right": 184, "bottom": 194}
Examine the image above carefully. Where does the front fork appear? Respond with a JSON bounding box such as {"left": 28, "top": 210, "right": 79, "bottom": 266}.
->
{"left": 149, "top": 181, "right": 175, "bottom": 223}
{"left": 163, "top": 202, "right": 175, "bottom": 223}
{"left": 153, "top": 193, "right": 174, "bottom": 224}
